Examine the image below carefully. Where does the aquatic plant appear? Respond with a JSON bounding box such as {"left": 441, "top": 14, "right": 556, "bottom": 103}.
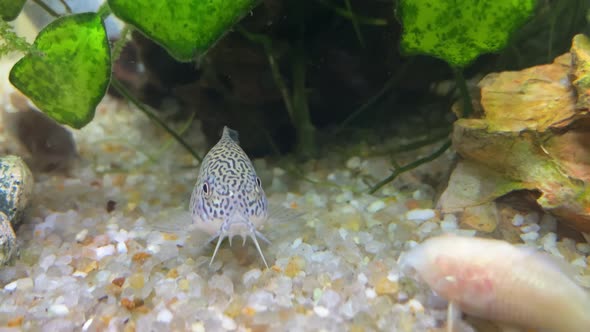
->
{"left": 1, "top": 0, "right": 261, "bottom": 162}
{"left": 367, "top": 0, "right": 538, "bottom": 193}
{"left": 398, "top": 0, "right": 537, "bottom": 117}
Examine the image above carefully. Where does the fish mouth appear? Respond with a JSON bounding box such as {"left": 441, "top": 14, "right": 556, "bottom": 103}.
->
{"left": 207, "top": 213, "right": 271, "bottom": 268}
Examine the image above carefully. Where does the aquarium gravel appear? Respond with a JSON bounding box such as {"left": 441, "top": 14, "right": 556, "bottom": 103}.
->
{"left": 1, "top": 68, "right": 590, "bottom": 332}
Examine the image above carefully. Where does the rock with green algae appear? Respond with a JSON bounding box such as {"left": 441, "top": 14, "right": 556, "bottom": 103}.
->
{"left": 440, "top": 34, "right": 590, "bottom": 233}
{"left": 571, "top": 34, "right": 590, "bottom": 110}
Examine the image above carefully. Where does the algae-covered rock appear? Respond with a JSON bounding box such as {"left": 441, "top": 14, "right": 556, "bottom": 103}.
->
{"left": 571, "top": 34, "right": 590, "bottom": 110}
{"left": 478, "top": 53, "right": 578, "bottom": 132}
{"left": 441, "top": 34, "right": 590, "bottom": 232}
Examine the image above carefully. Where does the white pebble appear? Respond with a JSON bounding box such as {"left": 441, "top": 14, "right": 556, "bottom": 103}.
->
{"left": 387, "top": 223, "right": 397, "bottom": 234}
{"left": 3, "top": 281, "right": 17, "bottom": 291}
{"left": 147, "top": 244, "right": 161, "bottom": 254}
{"left": 313, "top": 305, "right": 330, "bottom": 317}
{"left": 576, "top": 242, "right": 590, "bottom": 254}
{"left": 82, "top": 318, "right": 94, "bottom": 331}
{"left": 338, "top": 228, "right": 348, "bottom": 240}
{"left": 291, "top": 238, "right": 302, "bottom": 249}
{"left": 441, "top": 214, "right": 458, "bottom": 231}
{"left": 512, "top": 214, "right": 524, "bottom": 226}
{"left": 191, "top": 322, "right": 205, "bottom": 332}
{"left": 95, "top": 245, "right": 116, "bottom": 260}
{"left": 357, "top": 273, "right": 368, "bottom": 285}
{"left": 157, "top": 309, "right": 173, "bottom": 323}
{"left": 75, "top": 229, "right": 88, "bottom": 242}
{"left": 117, "top": 241, "right": 128, "bottom": 254}
{"left": 387, "top": 271, "right": 399, "bottom": 282}
{"left": 541, "top": 232, "right": 557, "bottom": 252}
{"left": 40, "top": 254, "right": 56, "bottom": 271}
{"left": 520, "top": 223, "right": 540, "bottom": 233}
{"left": 418, "top": 221, "right": 438, "bottom": 236}
{"left": 367, "top": 200, "right": 386, "bottom": 214}
{"left": 571, "top": 257, "right": 587, "bottom": 268}
{"left": 365, "top": 288, "right": 377, "bottom": 299}
{"left": 406, "top": 209, "right": 435, "bottom": 222}
{"left": 346, "top": 157, "right": 361, "bottom": 169}
{"left": 520, "top": 232, "right": 539, "bottom": 242}
{"left": 242, "top": 269, "right": 262, "bottom": 287}
{"left": 48, "top": 304, "right": 70, "bottom": 316}
{"left": 221, "top": 316, "right": 237, "bottom": 330}
{"left": 408, "top": 298, "right": 424, "bottom": 313}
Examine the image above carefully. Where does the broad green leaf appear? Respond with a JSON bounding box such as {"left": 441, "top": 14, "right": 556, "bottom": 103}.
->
{"left": 0, "top": 0, "right": 26, "bottom": 21}
{"left": 398, "top": 0, "right": 536, "bottom": 67}
{"left": 108, "top": 0, "right": 258, "bottom": 62}
{"left": 9, "top": 13, "right": 111, "bottom": 129}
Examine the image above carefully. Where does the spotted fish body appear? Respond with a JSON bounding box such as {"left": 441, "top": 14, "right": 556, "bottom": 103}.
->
{"left": 190, "top": 126, "right": 270, "bottom": 267}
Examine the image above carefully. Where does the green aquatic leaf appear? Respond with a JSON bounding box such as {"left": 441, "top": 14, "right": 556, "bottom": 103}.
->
{"left": 108, "top": 0, "right": 258, "bottom": 62}
{"left": 9, "top": 13, "right": 111, "bottom": 129}
{"left": 398, "top": 0, "right": 536, "bottom": 67}
{"left": 0, "top": 0, "right": 26, "bottom": 21}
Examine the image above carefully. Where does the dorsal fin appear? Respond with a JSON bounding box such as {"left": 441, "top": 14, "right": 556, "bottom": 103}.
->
{"left": 222, "top": 126, "right": 240, "bottom": 144}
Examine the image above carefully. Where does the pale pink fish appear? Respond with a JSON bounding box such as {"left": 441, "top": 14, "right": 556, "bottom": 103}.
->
{"left": 400, "top": 234, "right": 590, "bottom": 332}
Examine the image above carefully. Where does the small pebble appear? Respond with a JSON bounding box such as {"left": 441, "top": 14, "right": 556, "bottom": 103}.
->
{"left": 191, "top": 322, "right": 205, "bottom": 332}
{"left": 157, "top": 309, "right": 173, "bottom": 323}
{"left": 116, "top": 242, "right": 128, "bottom": 254}
{"left": 512, "top": 214, "right": 525, "bottom": 226}
{"left": 3, "top": 280, "right": 17, "bottom": 291}
{"left": 338, "top": 228, "right": 348, "bottom": 240}
{"left": 365, "top": 288, "right": 377, "bottom": 299}
{"left": 291, "top": 238, "right": 302, "bottom": 249}
{"left": 221, "top": 316, "right": 237, "bottom": 330}
{"left": 575, "top": 243, "right": 590, "bottom": 254}
{"left": 571, "top": 257, "right": 587, "bottom": 268}
{"left": 75, "top": 229, "right": 88, "bottom": 242}
{"left": 520, "top": 223, "right": 540, "bottom": 233}
{"left": 520, "top": 232, "right": 539, "bottom": 242}
{"left": 242, "top": 269, "right": 262, "bottom": 287}
{"left": 346, "top": 157, "right": 361, "bottom": 169}
{"left": 357, "top": 273, "right": 368, "bottom": 285}
{"left": 541, "top": 233, "right": 557, "bottom": 252}
{"left": 48, "top": 304, "right": 69, "bottom": 316}
{"left": 313, "top": 305, "right": 330, "bottom": 318}
{"left": 367, "top": 200, "right": 386, "bottom": 214}
{"left": 406, "top": 209, "right": 435, "bottom": 222}
{"left": 94, "top": 245, "right": 116, "bottom": 260}
{"left": 408, "top": 298, "right": 425, "bottom": 313}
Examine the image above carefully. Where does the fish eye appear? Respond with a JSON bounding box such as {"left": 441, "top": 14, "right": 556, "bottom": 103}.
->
{"left": 202, "top": 182, "right": 211, "bottom": 196}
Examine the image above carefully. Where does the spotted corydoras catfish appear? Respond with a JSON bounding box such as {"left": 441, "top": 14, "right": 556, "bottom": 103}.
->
{"left": 190, "top": 126, "right": 281, "bottom": 268}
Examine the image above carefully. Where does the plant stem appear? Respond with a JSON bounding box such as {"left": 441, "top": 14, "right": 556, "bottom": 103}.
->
{"left": 368, "top": 139, "right": 452, "bottom": 194}
{"left": 110, "top": 78, "right": 202, "bottom": 163}
{"left": 237, "top": 27, "right": 296, "bottom": 123}
{"left": 32, "top": 0, "right": 60, "bottom": 18}
{"left": 315, "top": 0, "right": 388, "bottom": 26}
{"left": 97, "top": 2, "right": 111, "bottom": 20}
{"left": 292, "top": 37, "right": 316, "bottom": 157}
{"left": 335, "top": 60, "right": 411, "bottom": 133}
{"left": 344, "top": 0, "right": 364, "bottom": 47}
{"left": 371, "top": 128, "right": 451, "bottom": 156}
{"left": 57, "top": 0, "right": 72, "bottom": 14}
{"left": 453, "top": 67, "right": 473, "bottom": 117}
{"left": 111, "top": 25, "right": 131, "bottom": 62}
